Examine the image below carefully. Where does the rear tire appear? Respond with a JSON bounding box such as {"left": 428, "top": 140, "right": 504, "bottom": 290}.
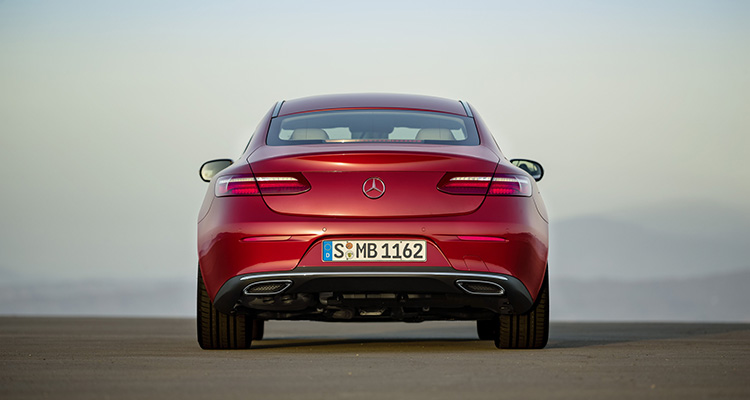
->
{"left": 476, "top": 319, "right": 498, "bottom": 340}
{"left": 251, "top": 319, "right": 265, "bottom": 340}
{"left": 494, "top": 271, "right": 549, "bottom": 349}
{"left": 197, "top": 269, "right": 253, "bottom": 349}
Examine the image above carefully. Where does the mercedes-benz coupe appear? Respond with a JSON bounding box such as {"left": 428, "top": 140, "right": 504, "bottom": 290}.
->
{"left": 197, "top": 93, "right": 549, "bottom": 349}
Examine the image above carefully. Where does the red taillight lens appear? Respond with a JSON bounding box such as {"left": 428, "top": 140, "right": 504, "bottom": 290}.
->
{"left": 437, "top": 174, "right": 492, "bottom": 195}
{"left": 215, "top": 176, "right": 260, "bottom": 196}
{"left": 215, "top": 174, "right": 310, "bottom": 197}
{"left": 488, "top": 175, "right": 532, "bottom": 196}
{"left": 438, "top": 173, "right": 532, "bottom": 196}
{"left": 254, "top": 176, "right": 310, "bottom": 195}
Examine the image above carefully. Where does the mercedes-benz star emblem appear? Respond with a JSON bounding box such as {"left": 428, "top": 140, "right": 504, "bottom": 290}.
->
{"left": 362, "top": 177, "right": 386, "bottom": 199}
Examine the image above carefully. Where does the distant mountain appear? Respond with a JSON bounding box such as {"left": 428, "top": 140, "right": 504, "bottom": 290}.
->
{"left": 0, "top": 278, "right": 195, "bottom": 317}
{"left": 0, "top": 264, "right": 22, "bottom": 282}
{"left": 604, "top": 200, "right": 750, "bottom": 236}
{"left": 550, "top": 204, "right": 749, "bottom": 280}
{"left": 548, "top": 200, "right": 750, "bottom": 320}
{"left": 552, "top": 270, "right": 750, "bottom": 322}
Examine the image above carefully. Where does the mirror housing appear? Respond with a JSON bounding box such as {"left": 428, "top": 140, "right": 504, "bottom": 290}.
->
{"left": 200, "top": 159, "right": 234, "bottom": 182}
{"left": 510, "top": 159, "right": 544, "bottom": 182}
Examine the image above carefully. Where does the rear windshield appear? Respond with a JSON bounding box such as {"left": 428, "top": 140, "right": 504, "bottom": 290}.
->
{"left": 266, "top": 110, "right": 480, "bottom": 146}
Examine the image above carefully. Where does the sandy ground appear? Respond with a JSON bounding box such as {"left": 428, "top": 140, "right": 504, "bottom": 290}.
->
{"left": 1, "top": 317, "right": 748, "bottom": 399}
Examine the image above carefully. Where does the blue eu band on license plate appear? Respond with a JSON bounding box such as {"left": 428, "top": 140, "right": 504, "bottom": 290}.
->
{"left": 322, "top": 240, "right": 427, "bottom": 262}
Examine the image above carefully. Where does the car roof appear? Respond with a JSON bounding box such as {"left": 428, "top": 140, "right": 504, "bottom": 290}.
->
{"left": 277, "top": 93, "right": 469, "bottom": 117}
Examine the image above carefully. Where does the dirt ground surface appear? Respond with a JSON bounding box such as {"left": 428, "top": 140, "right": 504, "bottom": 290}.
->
{"left": 1, "top": 317, "right": 748, "bottom": 399}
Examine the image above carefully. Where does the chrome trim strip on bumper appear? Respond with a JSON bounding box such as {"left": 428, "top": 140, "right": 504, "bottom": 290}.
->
{"left": 240, "top": 271, "right": 509, "bottom": 281}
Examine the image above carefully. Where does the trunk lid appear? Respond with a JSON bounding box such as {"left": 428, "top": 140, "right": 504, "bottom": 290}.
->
{"left": 248, "top": 144, "right": 499, "bottom": 218}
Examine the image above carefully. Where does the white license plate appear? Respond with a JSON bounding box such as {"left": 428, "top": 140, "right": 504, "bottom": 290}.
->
{"left": 322, "top": 240, "right": 427, "bottom": 262}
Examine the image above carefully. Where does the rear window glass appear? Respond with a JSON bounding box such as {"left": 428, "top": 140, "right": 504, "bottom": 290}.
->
{"left": 266, "top": 110, "right": 480, "bottom": 146}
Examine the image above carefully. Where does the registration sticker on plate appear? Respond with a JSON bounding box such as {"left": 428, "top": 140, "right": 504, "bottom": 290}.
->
{"left": 322, "top": 240, "right": 427, "bottom": 262}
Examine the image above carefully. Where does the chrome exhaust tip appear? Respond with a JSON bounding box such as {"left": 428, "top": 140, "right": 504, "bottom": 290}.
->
{"left": 243, "top": 280, "right": 293, "bottom": 296}
{"left": 456, "top": 280, "right": 505, "bottom": 296}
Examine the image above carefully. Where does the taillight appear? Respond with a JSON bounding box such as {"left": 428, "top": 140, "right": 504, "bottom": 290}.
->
{"left": 215, "top": 174, "right": 310, "bottom": 197}
{"left": 488, "top": 175, "right": 532, "bottom": 196}
{"left": 215, "top": 176, "right": 260, "bottom": 196}
{"left": 254, "top": 176, "right": 311, "bottom": 195}
{"left": 438, "top": 173, "right": 532, "bottom": 196}
{"left": 437, "top": 174, "right": 492, "bottom": 195}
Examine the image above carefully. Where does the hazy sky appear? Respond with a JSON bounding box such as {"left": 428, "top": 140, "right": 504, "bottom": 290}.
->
{"left": 1, "top": 1, "right": 749, "bottom": 286}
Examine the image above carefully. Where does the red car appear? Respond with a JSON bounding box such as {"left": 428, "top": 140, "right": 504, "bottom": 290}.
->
{"left": 197, "top": 93, "right": 549, "bottom": 349}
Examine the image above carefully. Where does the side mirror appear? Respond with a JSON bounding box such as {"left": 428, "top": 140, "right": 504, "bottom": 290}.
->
{"left": 510, "top": 159, "right": 544, "bottom": 182}
{"left": 200, "top": 159, "right": 234, "bottom": 182}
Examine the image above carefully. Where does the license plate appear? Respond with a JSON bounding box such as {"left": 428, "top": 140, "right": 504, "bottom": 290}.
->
{"left": 322, "top": 240, "right": 427, "bottom": 262}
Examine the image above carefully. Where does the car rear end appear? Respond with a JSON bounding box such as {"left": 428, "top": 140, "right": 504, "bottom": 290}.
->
{"left": 197, "top": 94, "right": 549, "bottom": 349}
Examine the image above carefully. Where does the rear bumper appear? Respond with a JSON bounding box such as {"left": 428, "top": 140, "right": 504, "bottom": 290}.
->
{"left": 212, "top": 267, "right": 534, "bottom": 318}
{"left": 198, "top": 195, "right": 549, "bottom": 305}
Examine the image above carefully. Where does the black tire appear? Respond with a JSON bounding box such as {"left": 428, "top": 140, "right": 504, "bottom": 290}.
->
{"left": 495, "top": 271, "right": 549, "bottom": 349}
{"left": 197, "top": 269, "right": 253, "bottom": 349}
{"left": 476, "top": 319, "right": 498, "bottom": 340}
{"left": 251, "top": 319, "right": 265, "bottom": 341}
